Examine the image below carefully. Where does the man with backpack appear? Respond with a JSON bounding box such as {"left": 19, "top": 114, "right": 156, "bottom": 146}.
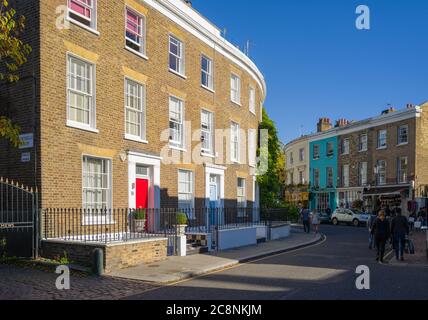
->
{"left": 391, "top": 208, "right": 410, "bottom": 262}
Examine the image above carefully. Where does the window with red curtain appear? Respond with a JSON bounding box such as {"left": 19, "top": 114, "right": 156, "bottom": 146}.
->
{"left": 126, "top": 8, "right": 144, "bottom": 46}
{"left": 69, "top": 0, "right": 92, "bottom": 20}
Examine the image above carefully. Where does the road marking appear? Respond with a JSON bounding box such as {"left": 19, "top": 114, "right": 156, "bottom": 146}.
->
{"left": 127, "top": 234, "right": 328, "bottom": 297}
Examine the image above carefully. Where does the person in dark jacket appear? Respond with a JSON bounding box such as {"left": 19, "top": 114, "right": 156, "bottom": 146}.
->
{"left": 371, "top": 211, "right": 390, "bottom": 263}
{"left": 391, "top": 208, "right": 410, "bottom": 262}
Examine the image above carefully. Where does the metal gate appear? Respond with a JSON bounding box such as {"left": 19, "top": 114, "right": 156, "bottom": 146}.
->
{"left": 0, "top": 178, "right": 38, "bottom": 258}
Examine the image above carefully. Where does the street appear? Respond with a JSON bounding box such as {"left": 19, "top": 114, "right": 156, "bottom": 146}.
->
{"left": 0, "top": 225, "right": 427, "bottom": 300}
{"left": 126, "top": 225, "right": 428, "bottom": 300}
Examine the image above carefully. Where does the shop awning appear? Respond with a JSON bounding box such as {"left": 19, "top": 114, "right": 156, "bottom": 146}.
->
{"left": 363, "top": 186, "right": 409, "bottom": 197}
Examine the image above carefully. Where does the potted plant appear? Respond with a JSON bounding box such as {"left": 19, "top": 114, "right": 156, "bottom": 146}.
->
{"left": 133, "top": 209, "right": 147, "bottom": 233}
{"left": 176, "top": 212, "right": 188, "bottom": 235}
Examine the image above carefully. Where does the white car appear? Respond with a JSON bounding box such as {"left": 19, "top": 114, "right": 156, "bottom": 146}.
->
{"left": 331, "top": 208, "right": 370, "bottom": 227}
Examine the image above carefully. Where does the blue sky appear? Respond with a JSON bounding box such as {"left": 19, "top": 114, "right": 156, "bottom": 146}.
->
{"left": 193, "top": 0, "right": 428, "bottom": 144}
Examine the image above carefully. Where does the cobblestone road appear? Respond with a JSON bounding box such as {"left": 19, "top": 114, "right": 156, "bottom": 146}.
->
{"left": 0, "top": 264, "right": 157, "bottom": 300}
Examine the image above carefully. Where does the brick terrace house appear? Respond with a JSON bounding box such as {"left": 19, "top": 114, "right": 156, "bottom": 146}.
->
{"left": 0, "top": 0, "right": 266, "bottom": 213}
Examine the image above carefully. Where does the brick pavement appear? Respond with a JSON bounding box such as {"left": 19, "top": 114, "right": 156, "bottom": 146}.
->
{"left": 0, "top": 264, "right": 157, "bottom": 300}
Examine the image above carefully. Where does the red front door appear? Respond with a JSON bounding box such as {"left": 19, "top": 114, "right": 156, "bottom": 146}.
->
{"left": 136, "top": 179, "right": 149, "bottom": 209}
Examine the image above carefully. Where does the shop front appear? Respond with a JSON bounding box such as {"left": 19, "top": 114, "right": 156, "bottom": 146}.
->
{"left": 363, "top": 186, "right": 411, "bottom": 216}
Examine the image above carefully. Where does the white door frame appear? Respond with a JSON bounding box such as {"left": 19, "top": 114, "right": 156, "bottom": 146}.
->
{"left": 204, "top": 163, "right": 226, "bottom": 208}
{"left": 128, "top": 151, "right": 162, "bottom": 209}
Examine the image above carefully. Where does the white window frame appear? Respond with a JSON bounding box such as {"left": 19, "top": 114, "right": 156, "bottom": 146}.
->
{"left": 342, "top": 139, "right": 350, "bottom": 155}
{"left": 397, "top": 157, "right": 408, "bottom": 184}
{"left": 201, "top": 55, "right": 214, "bottom": 91}
{"left": 342, "top": 164, "right": 350, "bottom": 188}
{"left": 398, "top": 125, "right": 409, "bottom": 145}
{"left": 82, "top": 155, "right": 113, "bottom": 225}
{"left": 249, "top": 86, "right": 256, "bottom": 115}
{"left": 237, "top": 178, "right": 247, "bottom": 210}
{"left": 67, "top": 0, "right": 98, "bottom": 33}
{"left": 230, "top": 73, "right": 241, "bottom": 105}
{"left": 313, "top": 145, "right": 320, "bottom": 160}
{"left": 327, "top": 167, "right": 334, "bottom": 188}
{"left": 248, "top": 129, "right": 257, "bottom": 168}
{"left": 201, "top": 109, "right": 214, "bottom": 155}
{"left": 169, "top": 35, "right": 185, "bottom": 77}
{"left": 377, "top": 160, "right": 387, "bottom": 185}
{"left": 378, "top": 130, "right": 387, "bottom": 149}
{"left": 359, "top": 134, "right": 368, "bottom": 152}
{"left": 125, "top": 7, "right": 146, "bottom": 57}
{"left": 66, "top": 54, "right": 97, "bottom": 132}
{"left": 231, "top": 122, "right": 240, "bottom": 163}
{"left": 178, "top": 170, "right": 194, "bottom": 209}
{"left": 289, "top": 152, "right": 294, "bottom": 165}
{"left": 359, "top": 162, "right": 368, "bottom": 186}
{"left": 169, "top": 96, "right": 185, "bottom": 149}
{"left": 327, "top": 142, "right": 334, "bottom": 157}
{"left": 313, "top": 169, "right": 320, "bottom": 188}
{"left": 124, "top": 78, "right": 146, "bottom": 142}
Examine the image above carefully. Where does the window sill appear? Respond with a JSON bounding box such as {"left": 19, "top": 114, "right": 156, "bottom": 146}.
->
{"left": 67, "top": 17, "right": 100, "bottom": 36}
{"left": 377, "top": 147, "right": 387, "bottom": 151}
{"left": 231, "top": 100, "right": 242, "bottom": 107}
{"left": 201, "top": 85, "right": 215, "bottom": 94}
{"left": 125, "top": 135, "right": 148, "bottom": 144}
{"left": 397, "top": 142, "right": 409, "bottom": 147}
{"left": 67, "top": 121, "right": 99, "bottom": 134}
{"left": 169, "top": 69, "right": 187, "bottom": 79}
{"left": 231, "top": 160, "right": 241, "bottom": 165}
{"left": 250, "top": 110, "right": 257, "bottom": 116}
{"left": 359, "top": 149, "right": 368, "bottom": 153}
{"left": 201, "top": 152, "right": 216, "bottom": 159}
{"left": 170, "top": 145, "right": 187, "bottom": 152}
{"left": 125, "top": 47, "right": 149, "bottom": 60}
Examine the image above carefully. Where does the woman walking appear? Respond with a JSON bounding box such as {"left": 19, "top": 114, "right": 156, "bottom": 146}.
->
{"left": 311, "top": 209, "right": 321, "bottom": 235}
{"left": 371, "top": 211, "right": 391, "bottom": 263}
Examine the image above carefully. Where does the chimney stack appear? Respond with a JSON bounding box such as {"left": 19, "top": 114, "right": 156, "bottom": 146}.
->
{"left": 335, "top": 118, "right": 349, "bottom": 128}
{"left": 406, "top": 103, "right": 414, "bottom": 109}
{"left": 184, "top": 0, "right": 192, "bottom": 6}
{"left": 317, "top": 118, "right": 332, "bottom": 133}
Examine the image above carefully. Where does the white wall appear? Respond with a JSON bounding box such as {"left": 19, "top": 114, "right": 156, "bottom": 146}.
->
{"left": 217, "top": 227, "right": 257, "bottom": 251}
{"left": 270, "top": 224, "right": 291, "bottom": 241}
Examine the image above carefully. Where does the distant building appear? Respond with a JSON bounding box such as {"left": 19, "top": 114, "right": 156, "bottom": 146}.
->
{"left": 284, "top": 102, "right": 428, "bottom": 215}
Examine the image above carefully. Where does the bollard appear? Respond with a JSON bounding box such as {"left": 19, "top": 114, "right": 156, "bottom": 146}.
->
{"left": 92, "top": 248, "right": 104, "bottom": 276}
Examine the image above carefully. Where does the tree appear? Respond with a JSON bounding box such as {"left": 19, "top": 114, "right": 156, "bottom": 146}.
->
{"left": 0, "top": 0, "right": 32, "bottom": 147}
{"left": 257, "top": 108, "right": 287, "bottom": 208}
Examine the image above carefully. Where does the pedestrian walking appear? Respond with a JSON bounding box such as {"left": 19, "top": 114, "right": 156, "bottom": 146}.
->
{"left": 391, "top": 208, "right": 410, "bottom": 262}
{"left": 367, "top": 212, "right": 377, "bottom": 250}
{"left": 301, "top": 207, "right": 311, "bottom": 234}
{"left": 371, "top": 211, "right": 390, "bottom": 263}
{"left": 311, "top": 209, "right": 320, "bottom": 235}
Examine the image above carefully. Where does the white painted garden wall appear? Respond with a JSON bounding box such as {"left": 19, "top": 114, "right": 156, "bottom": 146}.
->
{"left": 217, "top": 227, "right": 257, "bottom": 251}
{"left": 270, "top": 224, "right": 291, "bottom": 241}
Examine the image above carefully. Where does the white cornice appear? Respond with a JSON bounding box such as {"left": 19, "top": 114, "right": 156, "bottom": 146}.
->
{"left": 143, "top": 0, "right": 266, "bottom": 99}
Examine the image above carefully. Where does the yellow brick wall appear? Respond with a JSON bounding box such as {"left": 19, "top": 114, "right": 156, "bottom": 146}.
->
{"left": 38, "top": 0, "right": 263, "bottom": 208}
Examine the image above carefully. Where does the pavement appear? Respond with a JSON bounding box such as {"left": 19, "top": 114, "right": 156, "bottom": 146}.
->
{"left": 109, "top": 230, "right": 322, "bottom": 284}
{"left": 387, "top": 230, "right": 428, "bottom": 267}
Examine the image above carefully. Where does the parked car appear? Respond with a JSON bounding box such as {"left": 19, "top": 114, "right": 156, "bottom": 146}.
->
{"left": 319, "top": 212, "right": 332, "bottom": 224}
{"left": 331, "top": 208, "right": 370, "bottom": 227}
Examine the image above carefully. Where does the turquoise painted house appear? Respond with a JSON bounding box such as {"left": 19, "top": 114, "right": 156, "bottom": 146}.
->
{"left": 309, "top": 136, "right": 338, "bottom": 213}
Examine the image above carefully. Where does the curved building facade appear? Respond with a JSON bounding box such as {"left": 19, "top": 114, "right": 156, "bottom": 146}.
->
{"left": 0, "top": 0, "right": 266, "bottom": 210}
